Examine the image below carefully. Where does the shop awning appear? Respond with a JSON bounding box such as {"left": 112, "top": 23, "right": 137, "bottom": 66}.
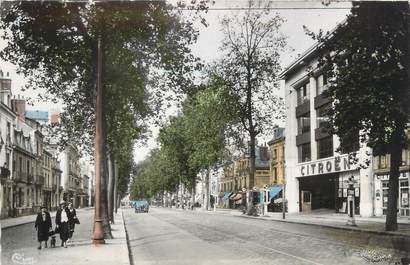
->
{"left": 222, "top": 192, "right": 233, "bottom": 201}
{"left": 235, "top": 199, "right": 242, "bottom": 204}
{"left": 268, "top": 186, "right": 282, "bottom": 200}
{"left": 229, "top": 193, "right": 237, "bottom": 200}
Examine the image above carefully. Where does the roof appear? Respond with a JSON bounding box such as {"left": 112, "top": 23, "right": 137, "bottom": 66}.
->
{"left": 268, "top": 128, "right": 285, "bottom": 146}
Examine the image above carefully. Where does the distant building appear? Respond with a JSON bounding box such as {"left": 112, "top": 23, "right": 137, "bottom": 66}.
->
{"left": 59, "top": 145, "right": 82, "bottom": 208}
{"left": 268, "top": 127, "right": 285, "bottom": 186}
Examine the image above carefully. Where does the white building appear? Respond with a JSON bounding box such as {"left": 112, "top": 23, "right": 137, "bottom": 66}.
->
{"left": 0, "top": 70, "right": 15, "bottom": 218}
{"left": 281, "top": 44, "right": 374, "bottom": 217}
{"left": 58, "top": 144, "right": 82, "bottom": 207}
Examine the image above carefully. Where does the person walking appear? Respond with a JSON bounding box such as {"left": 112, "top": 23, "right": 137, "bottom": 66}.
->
{"left": 34, "top": 206, "right": 52, "bottom": 250}
{"left": 56, "top": 201, "right": 71, "bottom": 248}
{"left": 67, "top": 202, "right": 79, "bottom": 241}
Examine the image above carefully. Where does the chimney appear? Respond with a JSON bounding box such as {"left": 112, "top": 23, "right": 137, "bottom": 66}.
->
{"left": 11, "top": 96, "right": 26, "bottom": 122}
{"left": 259, "top": 146, "right": 269, "bottom": 161}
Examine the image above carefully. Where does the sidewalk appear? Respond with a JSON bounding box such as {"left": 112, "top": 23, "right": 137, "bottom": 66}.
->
{"left": 1, "top": 208, "right": 130, "bottom": 265}
{"left": 0, "top": 207, "right": 94, "bottom": 229}
{"left": 195, "top": 207, "right": 410, "bottom": 238}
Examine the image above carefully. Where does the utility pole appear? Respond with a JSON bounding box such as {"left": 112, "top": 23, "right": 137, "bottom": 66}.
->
{"left": 92, "top": 36, "right": 105, "bottom": 245}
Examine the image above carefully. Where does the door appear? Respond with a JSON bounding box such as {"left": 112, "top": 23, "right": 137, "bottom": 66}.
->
{"left": 301, "top": 190, "right": 312, "bottom": 213}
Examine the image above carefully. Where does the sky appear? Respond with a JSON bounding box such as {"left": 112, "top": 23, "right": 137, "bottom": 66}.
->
{"left": 0, "top": 1, "right": 350, "bottom": 164}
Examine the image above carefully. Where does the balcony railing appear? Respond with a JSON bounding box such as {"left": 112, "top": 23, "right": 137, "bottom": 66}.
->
{"left": 13, "top": 171, "right": 28, "bottom": 183}
{"left": 27, "top": 174, "right": 34, "bottom": 184}
{"left": 35, "top": 175, "right": 45, "bottom": 185}
{"left": 0, "top": 166, "right": 10, "bottom": 178}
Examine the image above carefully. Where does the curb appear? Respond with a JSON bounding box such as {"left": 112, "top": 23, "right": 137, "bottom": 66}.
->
{"left": 234, "top": 214, "right": 410, "bottom": 239}
{"left": 121, "top": 209, "right": 134, "bottom": 265}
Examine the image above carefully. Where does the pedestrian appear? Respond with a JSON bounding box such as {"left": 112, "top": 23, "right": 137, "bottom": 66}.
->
{"left": 67, "top": 202, "right": 79, "bottom": 241}
{"left": 34, "top": 206, "right": 52, "bottom": 250}
{"left": 56, "top": 201, "right": 71, "bottom": 248}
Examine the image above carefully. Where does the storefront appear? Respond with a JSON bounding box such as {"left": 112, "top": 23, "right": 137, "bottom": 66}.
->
{"left": 374, "top": 171, "right": 409, "bottom": 217}
{"left": 297, "top": 155, "right": 362, "bottom": 214}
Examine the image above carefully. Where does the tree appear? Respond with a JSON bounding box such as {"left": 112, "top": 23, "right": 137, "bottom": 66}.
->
{"left": 0, "top": 1, "right": 205, "bottom": 236}
{"left": 305, "top": 2, "right": 409, "bottom": 231}
{"left": 214, "top": 4, "right": 287, "bottom": 195}
{"left": 182, "top": 78, "right": 238, "bottom": 209}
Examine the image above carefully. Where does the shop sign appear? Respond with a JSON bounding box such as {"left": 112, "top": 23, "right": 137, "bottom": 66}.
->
{"left": 299, "top": 155, "right": 352, "bottom": 177}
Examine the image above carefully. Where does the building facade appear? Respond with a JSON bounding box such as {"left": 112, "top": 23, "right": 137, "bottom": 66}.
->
{"left": 0, "top": 70, "right": 15, "bottom": 218}
{"left": 268, "top": 127, "right": 285, "bottom": 186}
{"left": 373, "top": 131, "right": 410, "bottom": 217}
{"left": 59, "top": 145, "right": 82, "bottom": 208}
{"left": 282, "top": 44, "right": 373, "bottom": 216}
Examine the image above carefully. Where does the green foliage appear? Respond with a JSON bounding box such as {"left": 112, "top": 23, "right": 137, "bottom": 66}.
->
{"left": 305, "top": 2, "right": 409, "bottom": 154}
{"left": 131, "top": 79, "right": 238, "bottom": 199}
{"left": 0, "top": 1, "right": 206, "bottom": 197}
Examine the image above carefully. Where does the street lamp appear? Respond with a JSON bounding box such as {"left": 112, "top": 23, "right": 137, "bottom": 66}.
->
{"left": 92, "top": 36, "right": 105, "bottom": 245}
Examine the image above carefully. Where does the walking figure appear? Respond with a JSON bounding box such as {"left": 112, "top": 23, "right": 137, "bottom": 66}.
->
{"left": 68, "top": 202, "right": 79, "bottom": 241}
{"left": 35, "top": 206, "right": 52, "bottom": 250}
{"left": 56, "top": 201, "right": 71, "bottom": 248}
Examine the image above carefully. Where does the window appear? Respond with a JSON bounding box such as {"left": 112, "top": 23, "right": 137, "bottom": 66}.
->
{"left": 297, "top": 114, "right": 310, "bottom": 134}
{"left": 316, "top": 104, "right": 331, "bottom": 129}
{"left": 298, "top": 143, "right": 311, "bottom": 162}
{"left": 379, "top": 155, "right": 387, "bottom": 169}
{"left": 273, "top": 149, "right": 277, "bottom": 159}
{"left": 316, "top": 73, "right": 328, "bottom": 95}
{"left": 317, "top": 137, "right": 333, "bottom": 159}
{"left": 297, "top": 82, "right": 310, "bottom": 105}
{"left": 273, "top": 168, "right": 277, "bottom": 183}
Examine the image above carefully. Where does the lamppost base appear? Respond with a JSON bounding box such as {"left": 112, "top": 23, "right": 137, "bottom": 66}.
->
{"left": 92, "top": 220, "right": 105, "bottom": 245}
{"left": 92, "top": 238, "right": 106, "bottom": 245}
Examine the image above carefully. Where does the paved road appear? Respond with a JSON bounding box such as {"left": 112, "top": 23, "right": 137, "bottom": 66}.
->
{"left": 1, "top": 209, "right": 94, "bottom": 265}
{"left": 123, "top": 207, "right": 402, "bottom": 265}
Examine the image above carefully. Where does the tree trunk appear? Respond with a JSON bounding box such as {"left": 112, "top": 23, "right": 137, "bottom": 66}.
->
{"left": 101, "top": 149, "right": 113, "bottom": 239}
{"left": 107, "top": 155, "right": 114, "bottom": 224}
{"left": 113, "top": 162, "right": 118, "bottom": 214}
{"left": 385, "top": 131, "right": 402, "bottom": 231}
{"left": 191, "top": 185, "right": 195, "bottom": 210}
{"left": 205, "top": 168, "right": 210, "bottom": 211}
{"left": 249, "top": 136, "right": 256, "bottom": 189}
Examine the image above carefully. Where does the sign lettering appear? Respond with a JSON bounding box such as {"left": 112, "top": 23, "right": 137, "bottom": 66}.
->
{"left": 299, "top": 155, "right": 354, "bottom": 177}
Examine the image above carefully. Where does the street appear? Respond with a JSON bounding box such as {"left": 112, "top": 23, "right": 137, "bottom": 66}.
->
{"left": 123, "top": 207, "right": 401, "bottom": 265}
{"left": 1, "top": 209, "right": 94, "bottom": 265}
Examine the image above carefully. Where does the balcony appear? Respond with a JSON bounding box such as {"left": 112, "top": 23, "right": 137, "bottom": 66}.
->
{"left": 315, "top": 127, "right": 331, "bottom": 141}
{"left": 296, "top": 100, "right": 310, "bottom": 117}
{"left": 27, "top": 174, "right": 34, "bottom": 184}
{"left": 13, "top": 172, "right": 28, "bottom": 183}
{"left": 0, "top": 166, "right": 10, "bottom": 179}
{"left": 314, "top": 93, "right": 331, "bottom": 109}
{"left": 296, "top": 131, "right": 311, "bottom": 146}
{"left": 35, "top": 175, "right": 45, "bottom": 185}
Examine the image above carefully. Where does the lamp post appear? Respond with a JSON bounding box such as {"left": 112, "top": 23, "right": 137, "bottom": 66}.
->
{"left": 92, "top": 36, "right": 105, "bottom": 245}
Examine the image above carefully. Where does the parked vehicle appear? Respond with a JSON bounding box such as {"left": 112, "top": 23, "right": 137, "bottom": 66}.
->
{"left": 134, "top": 200, "right": 149, "bottom": 213}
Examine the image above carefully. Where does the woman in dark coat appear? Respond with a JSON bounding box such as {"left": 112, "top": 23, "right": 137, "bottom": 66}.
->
{"left": 34, "top": 206, "right": 52, "bottom": 250}
{"left": 56, "top": 201, "right": 71, "bottom": 248}
{"left": 67, "top": 202, "right": 79, "bottom": 240}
